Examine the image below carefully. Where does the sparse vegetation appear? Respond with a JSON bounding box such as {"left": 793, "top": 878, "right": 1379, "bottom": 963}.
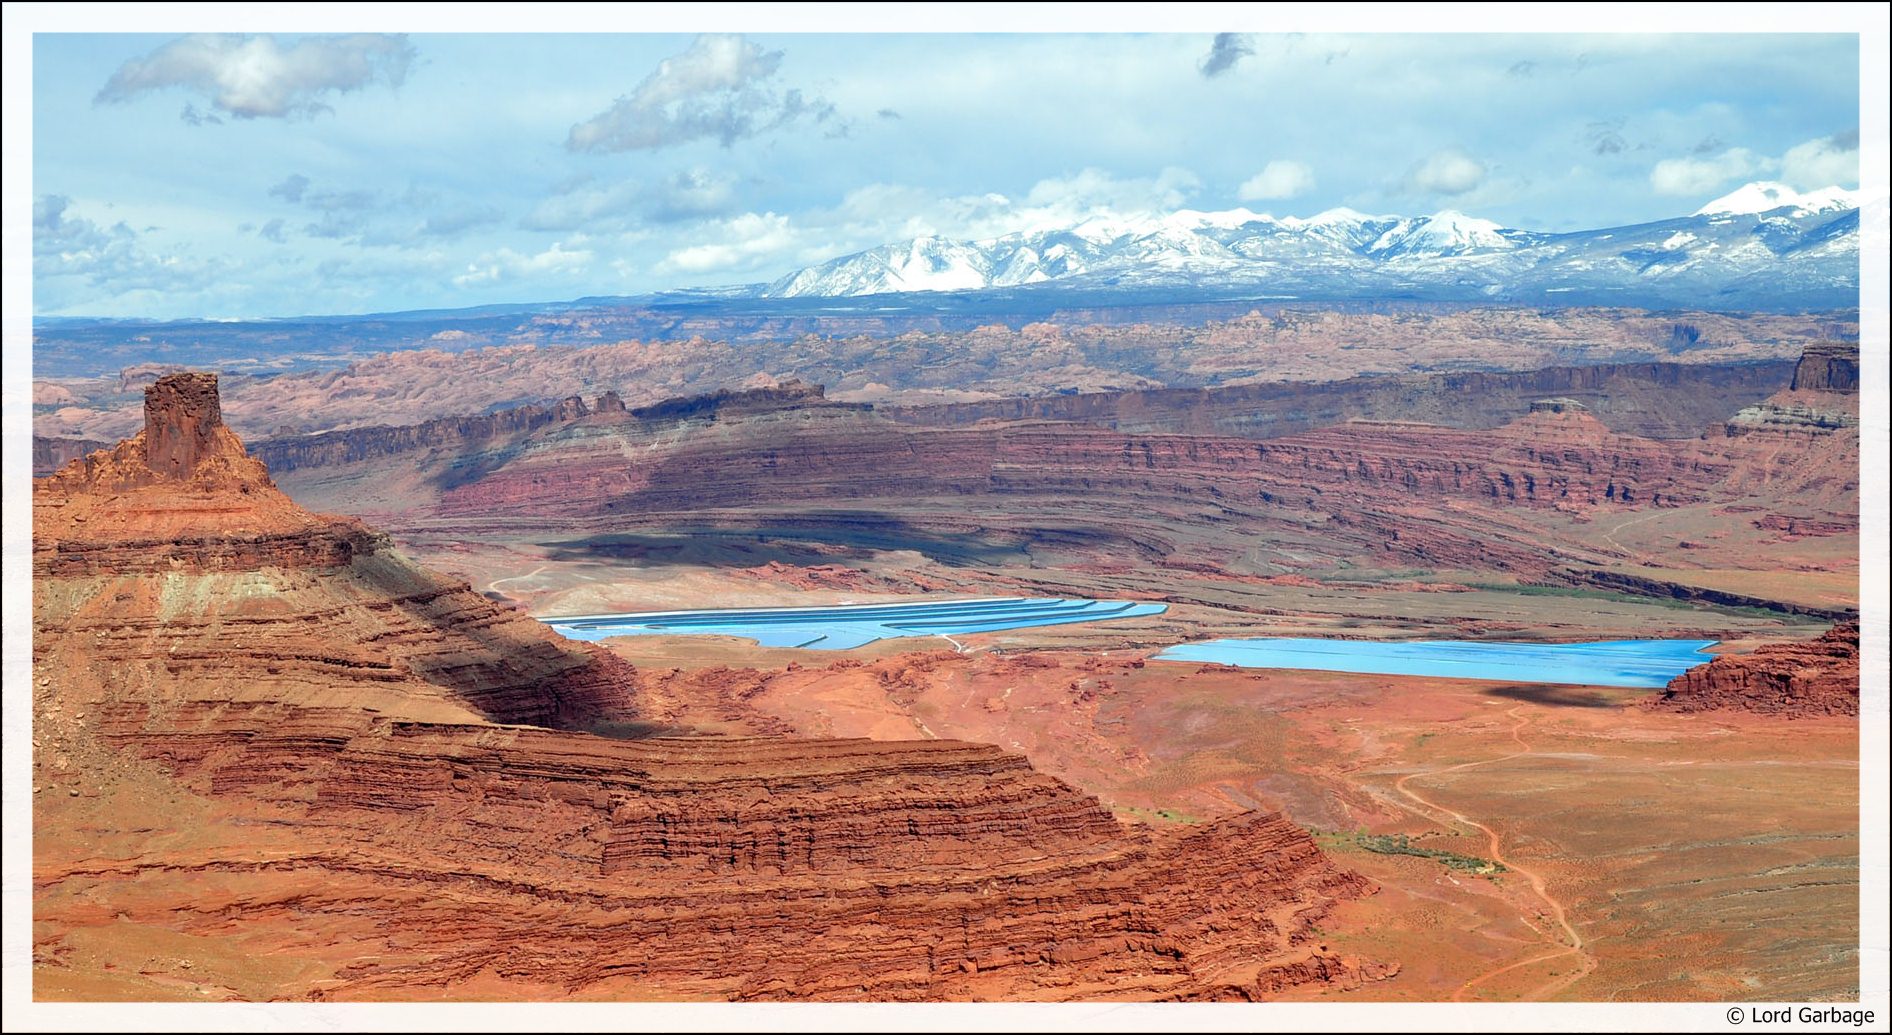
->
{"left": 1462, "top": 581, "right": 1796, "bottom": 620}
{"left": 1356, "top": 833, "right": 1507, "bottom": 873}
{"left": 1315, "top": 830, "right": 1507, "bottom": 874}
{"left": 1116, "top": 805, "right": 1204, "bottom": 825}
{"left": 1464, "top": 581, "right": 1697, "bottom": 609}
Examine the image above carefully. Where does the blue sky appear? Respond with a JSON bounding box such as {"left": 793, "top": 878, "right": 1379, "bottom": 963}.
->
{"left": 30, "top": 31, "right": 1862, "bottom": 318}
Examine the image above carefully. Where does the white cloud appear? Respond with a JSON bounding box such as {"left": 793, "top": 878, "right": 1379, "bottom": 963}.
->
{"left": 1779, "top": 131, "right": 1859, "bottom": 188}
{"left": 95, "top": 34, "right": 414, "bottom": 120}
{"left": 1403, "top": 149, "right": 1487, "bottom": 195}
{"left": 1238, "top": 160, "right": 1315, "bottom": 201}
{"left": 567, "top": 34, "right": 834, "bottom": 153}
{"left": 655, "top": 212, "right": 798, "bottom": 275}
{"left": 33, "top": 195, "right": 226, "bottom": 309}
{"left": 721, "top": 168, "right": 1204, "bottom": 268}
{"left": 842, "top": 168, "right": 1198, "bottom": 244}
{"left": 452, "top": 243, "right": 592, "bottom": 287}
{"left": 1649, "top": 147, "right": 1762, "bottom": 195}
{"left": 1649, "top": 131, "right": 1859, "bottom": 198}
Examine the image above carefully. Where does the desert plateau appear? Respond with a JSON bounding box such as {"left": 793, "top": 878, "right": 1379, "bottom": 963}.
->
{"left": 13, "top": 19, "right": 1880, "bottom": 1026}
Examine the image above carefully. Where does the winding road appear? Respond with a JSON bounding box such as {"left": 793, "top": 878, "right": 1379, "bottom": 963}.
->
{"left": 485, "top": 565, "right": 548, "bottom": 596}
{"left": 1391, "top": 706, "right": 1596, "bottom": 1001}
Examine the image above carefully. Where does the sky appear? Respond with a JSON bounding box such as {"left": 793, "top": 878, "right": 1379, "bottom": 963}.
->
{"left": 29, "top": 28, "right": 1863, "bottom": 319}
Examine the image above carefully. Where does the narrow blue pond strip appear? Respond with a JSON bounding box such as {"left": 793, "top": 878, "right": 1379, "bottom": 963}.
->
{"left": 1152, "top": 637, "right": 1717, "bottom": 688}
{"left": 542, "top": 597, "right": 1168, "bottom": 650}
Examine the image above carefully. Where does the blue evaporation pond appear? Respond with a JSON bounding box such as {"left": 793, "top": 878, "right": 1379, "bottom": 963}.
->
{"left": 1153, "top": 637, "right": 1718, "bottom": 688}
{"left": 542, "top": 597, "right": 1168, "bottom": 651}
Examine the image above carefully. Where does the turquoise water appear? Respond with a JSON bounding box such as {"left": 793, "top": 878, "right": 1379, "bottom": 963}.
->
{"left": 1153, "top": 637, "right": 1717, "bottom": 688}
{"left": 542, "top": 597, "right": 1168, "bottom": 650}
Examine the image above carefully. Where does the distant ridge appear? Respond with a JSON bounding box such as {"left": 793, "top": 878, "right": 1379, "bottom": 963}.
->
{"left": 759, "top": 182, "right": 1861, "bottom": 304}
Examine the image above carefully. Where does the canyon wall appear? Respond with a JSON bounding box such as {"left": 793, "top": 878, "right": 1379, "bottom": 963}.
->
{"left": 213, "top": 358, "right": 1799, "bottom": 486}
{"left": 417, "top": 402, "right": 1784, "bottom": 538}
{"left": 1790, "top": 341, "right": 1860, "bottom": 392}
{"left": 884, "top": 359, "right": 1798, "bottom": 441}
{"left": 250, "top": 379, "right": 856, "bottom": 476}
{"left": 34, "top": 372, "right": 1380, "bottom": 1002}
{"left": 248, "top": 349, "right": 1853, "bottom": 599}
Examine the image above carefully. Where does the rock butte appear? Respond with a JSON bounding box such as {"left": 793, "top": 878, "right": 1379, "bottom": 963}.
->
{"left": 33, "top": 373, "right": 1381, "bottom": 1001}
{"left": 1647, "top": 622, "right": 1861, "bottom": 717}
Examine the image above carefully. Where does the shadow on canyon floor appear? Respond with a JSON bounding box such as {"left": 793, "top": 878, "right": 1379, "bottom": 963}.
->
{"left": 1483, "top": 683, "right": 1628, "bottom": 709}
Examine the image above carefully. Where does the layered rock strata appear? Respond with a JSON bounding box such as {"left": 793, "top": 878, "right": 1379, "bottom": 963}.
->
{"left": 34, "top": 372, "right": 1378, "bottom": 1001}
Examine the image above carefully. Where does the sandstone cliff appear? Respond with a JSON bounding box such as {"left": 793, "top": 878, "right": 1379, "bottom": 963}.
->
{"left": 34, "top": 372, "right": 1378, "bottom": 1002}
{"left": 1790, "top": 341, "right": 1860, "bottom": 392}
{"left": 1646, "top": 624, "right": 1860, "bottom": 717}
{"left": 244, "top": 353, "right": 1858, "bottom": 606}
{"left": 237, "top": 359, "right": 1794, "bottom": 483}
{"left": 251, "top": 380, "right": 863, "bottom": 476}
{"left": 885, "top": 359, "right": 1798, "bottom": 441}
{"left": 377, "top": 399, "right": 1800, "bottom": 580}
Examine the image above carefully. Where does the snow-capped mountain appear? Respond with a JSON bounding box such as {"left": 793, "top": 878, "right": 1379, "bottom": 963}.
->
{"left": 757, "top": 183, "right": 1861, "bottom": 309}
{"left": 1695, "top": 181, "right": 1860, "bottom": 217}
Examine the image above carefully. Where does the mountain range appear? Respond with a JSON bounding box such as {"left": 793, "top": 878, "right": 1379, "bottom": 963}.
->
{"left": 758, "top": 181, "right": 1862, "bottom": 308}
{"left": 31, "top": 182, "right": 1864, "bottom": 380}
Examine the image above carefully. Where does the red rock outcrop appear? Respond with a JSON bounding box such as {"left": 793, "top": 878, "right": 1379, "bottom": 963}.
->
{"left": 240, "top": 343, "right": 1856, "bottom": 617}
{"left": 35, "top": 374, "right": 642, "bottom": 729}
{"left": 1646, "top": 624, "right": 1860, "bottom": 717}
{"left": 1790, "top": 341, "right": 1860, "bottom": 392}
{"left": 1707, "top": 341, "right": 1860, "bottom": 515}
{"left": 68, "top": 704, "right": 1375, "bottom": 1000}
{"left": 34, "top": 371, "right": 1379, "bottom": 1001}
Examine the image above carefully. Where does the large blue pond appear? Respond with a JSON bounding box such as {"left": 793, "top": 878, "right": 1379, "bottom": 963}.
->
{"left": 1153, "top": 637, "right": 1718, "bottom": 688}
{"left": 543, "top": 597, "right": 1168, "bottom": 651}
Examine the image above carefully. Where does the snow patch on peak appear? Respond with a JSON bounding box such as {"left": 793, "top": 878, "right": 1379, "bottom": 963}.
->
{"left": 1163, "top": 207, "right": 1272, "bottom": 231}
{"left": 1367, "top": 209, "right": 1511, "bottom": 255}
{"left": 1697, "top": 181, "right": 1860, "bottom": 217}
{"left": 1280, "top": 207, "right": 1384, "bottom": 228}
{"left": 758, "top": 196, "right": 1856, "bottom": 303}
